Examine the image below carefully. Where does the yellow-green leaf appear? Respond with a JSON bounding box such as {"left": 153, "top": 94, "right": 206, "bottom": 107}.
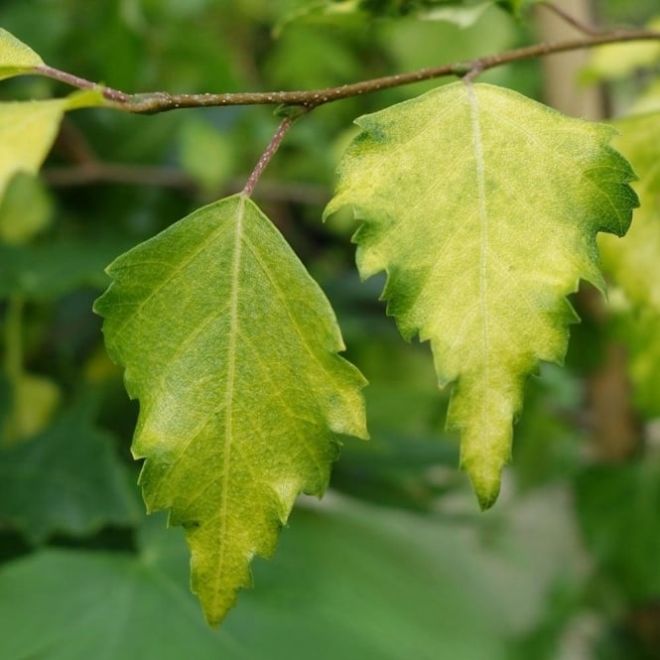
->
{"left": 2, "top": 373, "right": 61, "bottom": 446}
{"left": 327, "top": 82, "right": 637, "bottom": 509}
{"left": 94, "top": 194, "right": 367, "bottom": 624}
{"left": 0, "top": 173, "right": 53, "bottom": 245}
{"left": 0, "top": 91, "right": 104, "bottom": 206}
{"left": 583, "top": 18, "right": 660, "bottom": 83}
{"left": 0, "top": 99, "right": 67, "bottom": 203}
{"left": 0, "top": 28, "right": 43, "bottom": 81}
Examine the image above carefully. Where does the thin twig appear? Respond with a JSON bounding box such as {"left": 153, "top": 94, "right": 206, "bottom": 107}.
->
{"left": 538, "top": 2, "right": 601, "bottom": 37}
{"left": 35, "top": 29, "right": 660, "bottom": 114}
{"left": 242, "top": 118, "right": 295, "bottom": 197}
{"left": 44, "top": 163, "right": 194, "bottom": 189}
{"left": 37, "top": 64, "right": 130, "bottom": 103}
{"left": 43, "top": 163, "right": 329, "bottom": 205}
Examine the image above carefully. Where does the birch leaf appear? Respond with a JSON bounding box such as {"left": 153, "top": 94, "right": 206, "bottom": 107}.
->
{"left": 327, "top": 82, "right": 637, "bottom": 508}
{"left": 94, "top": 194, "right": 367, "bottom": 625}
{"left": 0, "top": 91, "right": 104, "bottom": 205}
{"left": 0, "top": 100, "right": 67, "bottom": 203}
{"left": 0, "top": 28, "right": 43, "bottom": 81}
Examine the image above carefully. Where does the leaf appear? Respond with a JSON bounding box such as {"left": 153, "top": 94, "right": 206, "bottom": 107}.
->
{"left": 582, "top": 18, "right": 660, "bottom": 83}
{"left": 0, "top": 492, "right": 583, "bottom": 659}
{"left": 599, "top": 112, "right": 660, "bottom": 416}
{"left": 0, "top": 237, "right": 127, "bottom": 300}
{"left": 496, "top": 0, "right": 539, "bottom": 15}
{"left": 0, "top": 99, "right": 67, "bottom": 204}
{"left": 420, "top": 2, "right": 492, "bottom": 28}
{"left": 631, "top": 79, "right": 660, "bottom": 116}
{"left": 0, "top": 91, "right": 105, "bottom": 206}
{"left": 274, "top": 0, "right": 495, "bottom": 35}
{"left": 2, "top": 372, "right": 61, "bottom": 445}
{"left": 179, "top": 117, "right": 234, "bottom": 192}
{"left": 0, "top": 173, "right": 53, "bottom": 245}
{"left": 576, "top": 459, "right": 660, "bottom": 602}
{"left": 0, "top": 403, "right": 139, "bottom": 543}
{"left": 0, "top": 28, "right": 43, "bottom": 81}
{"left": 94, "top": 194, "right": 367, "bottom": 624}
{"left": 327, "top": 82, "right": 637, "bottom": 508}
{"left": 600, "top": 113, "right": 660, "bottom": 311}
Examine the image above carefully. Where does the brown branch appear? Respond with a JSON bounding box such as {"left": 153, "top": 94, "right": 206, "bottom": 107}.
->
{"left": 35, "top": 29, "right": 660, "bottom": 114}
{"left": 242, "top": 118, "right": 295, "bottom": 197}
{"left": 43, "top": 163, "right": 329, "bottom": 205}
{"left": 44, "top": 163, "right": 194, "bottom": 189}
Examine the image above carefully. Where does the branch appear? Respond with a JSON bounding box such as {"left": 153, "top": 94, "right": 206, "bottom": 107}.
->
{"left": 243, "top": 117, "right": 295, "bottom": 197}
{"left": 35, "top": 29, "right": 660, "bottom": 114}
{"left": 43, "top": 163, "right": 330, "bottom": 205}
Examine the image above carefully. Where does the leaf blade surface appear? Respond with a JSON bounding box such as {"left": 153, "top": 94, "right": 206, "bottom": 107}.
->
{"left": 0, "top": 28, "right": 43, "bottom": 80}
{"left": 95, "top": 194, "right": 367, "bottom": 623}
{"left": 327, "top": 81, "right": 637, "bottom": 507}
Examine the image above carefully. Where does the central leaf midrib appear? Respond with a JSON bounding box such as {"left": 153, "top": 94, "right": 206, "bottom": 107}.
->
{"left": 465, "top": 83, "right": 491, "bottom": 434}
{"left": 212, "top": 194, "right": 246, "bottom": 609}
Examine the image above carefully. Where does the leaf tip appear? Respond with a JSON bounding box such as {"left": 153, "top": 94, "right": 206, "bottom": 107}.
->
{"left": 464, "top": 461, "right": 502, "bottom": 511}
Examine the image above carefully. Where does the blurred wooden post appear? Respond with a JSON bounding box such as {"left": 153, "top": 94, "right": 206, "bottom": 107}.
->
{"left": 536, "top": 0, "right": 603, "bottom": 119}
{"left": 536, "top": 0, "right": 640, "bottom": 460}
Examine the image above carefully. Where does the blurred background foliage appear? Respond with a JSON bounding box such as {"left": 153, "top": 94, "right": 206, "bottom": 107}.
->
{"left": 0, "top": 0, "right": 659, "bottom": 658}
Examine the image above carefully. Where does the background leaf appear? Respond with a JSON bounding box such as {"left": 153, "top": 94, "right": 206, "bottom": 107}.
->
{"left": 599, "top": 112, "right": 660, "bottom": 416}
{"left": 0, "top": 400, "right": 139, "bottom": 543}
{"left": 0, "top": 492, "right": 586, "bottom": 660}
{"left": 0, "top": 99, "right": 67, "bottom": 204}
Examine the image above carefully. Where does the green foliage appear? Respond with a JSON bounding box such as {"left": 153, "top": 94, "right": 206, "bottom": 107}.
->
{"left": 600, "top": 112, "right": 660, "bottom": 416}
{"left": 0, "top": 174, "right": 53, "bottom": 245}
{"left": 0, "top": 494, "right": 584, "bottom": 660}
{"left": 178, "top": 118, "right": 235, "bottom": 193}
{"left": 576, "top": 459, "right": 660, "bottom": 602}
{"left": 0, "top": 401, "right": 139, "bottom": 543}
{"left": 583, "top": 18, "right": 660, "bottom": 83}
{"left": 0, "top": 4, "right": 658, "bottom": 656}
{"left": 275, "top": 0, "right": 498, "bottom": 35}
{"left": 327, "top": 81, "right": 637, "bottom": 508}
{"left": 95, "top": 195, "right": 367, "bottom": 624}
{"left": 0, "top": 239, "right": 125, "bottom": 300}
{"left": 0, "top": 99, "right": 68, "bottom": 204}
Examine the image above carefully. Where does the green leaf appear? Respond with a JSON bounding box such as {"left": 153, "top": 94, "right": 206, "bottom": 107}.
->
{"left": 0, "top": 239, "right": 125, "bottom": 300}
{"left": 179, "top": 118, "right": 234, "bottom": 193}
{"left": 496, "top": 0, "right": 539, "bottom": 15}
{"left": 2, "top": 372, "right": 61, "bottom": 445}
{"left": 0, "top": 173, "right": 53, "bottom": 245}
{"left": 600, "top": 113, "right": 660, "bottom": 312}
{"left": 0, "top": 402, "right": 139, "bottom": 543}
{"left": 275, "top": 0, "right": 495, "bottom": 35}
{"left": 420, "top": 2, "right": 492, "bottom": 27}
{"left": 327, "top": 82, "right": 637, "bottom": 509}
{"left": 631, "top": 79, "right": 660, "bottom": 116}
{"left": 576, "top": 459, "right": 660, "bottom": 602}
{"left": 599, "top": 112, "right": 660, "bottom": 416}
{"left": 94, "top": 194, "right": 367, "bottom": 624}
{"left": 0, "top": 493, "right": 583, "bottom": 659}
{"left": 0, "top": 28, "right": 43, "bottom": 81}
